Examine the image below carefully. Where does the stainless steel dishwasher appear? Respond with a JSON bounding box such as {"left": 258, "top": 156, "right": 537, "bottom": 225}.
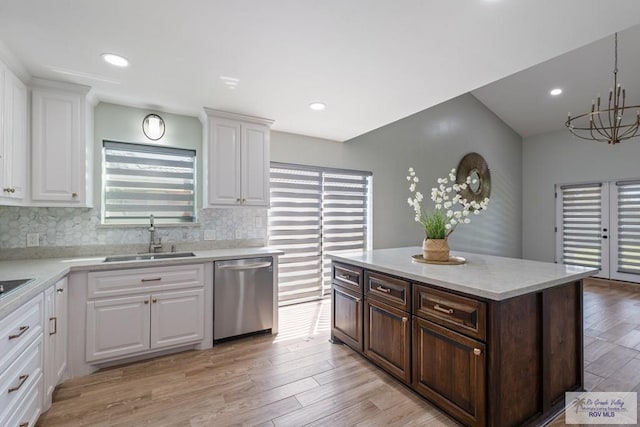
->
{"left": 214, "top": 257, "right": 274, "bottom": 342}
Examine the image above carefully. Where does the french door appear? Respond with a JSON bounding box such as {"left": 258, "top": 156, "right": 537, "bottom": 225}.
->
{"left": 556, "top": 180, "right": 640, "bottom": 282}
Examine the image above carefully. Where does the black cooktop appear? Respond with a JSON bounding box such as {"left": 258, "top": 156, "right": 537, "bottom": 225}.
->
{"left": 0, "top": 279, "right": 34, "bottom": 297}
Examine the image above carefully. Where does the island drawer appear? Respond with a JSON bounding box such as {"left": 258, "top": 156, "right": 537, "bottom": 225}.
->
{"left": 413, "top": 284, "right": 486, "bottom": 341}
{"left": 332, "top": 263, "right": 363, "bottom": 292}
{"left": 364, "top": 271, "right": 410, "bottom": 311}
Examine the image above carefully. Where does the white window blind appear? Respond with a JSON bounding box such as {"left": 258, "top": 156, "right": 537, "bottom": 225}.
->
{"left": 268, "top": 163, "right": 371, "bottom": 305}
{"left": 559, "top": 183, "right": 603, "bottom": 269}
{"left": 103, "top": 141, "right": 196, "bottom": 224}
{"left": 616, "top": 180, "right": 640, "bottom": 274}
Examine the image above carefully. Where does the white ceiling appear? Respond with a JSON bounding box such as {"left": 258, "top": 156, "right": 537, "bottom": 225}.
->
{"left": 1, "top": 1, "right": 640, "bottom": 142}
{"left": 473, "top": 23, "right": 640, "bottom": 139}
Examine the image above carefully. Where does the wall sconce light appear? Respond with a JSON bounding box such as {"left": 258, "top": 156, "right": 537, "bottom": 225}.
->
{"left": 142, "top": 114, "right": 165, "bottom": 140}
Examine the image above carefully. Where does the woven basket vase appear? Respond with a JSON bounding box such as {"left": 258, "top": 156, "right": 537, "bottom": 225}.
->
{"left": 422, "top": 238, "right": 450, "bottom": 262}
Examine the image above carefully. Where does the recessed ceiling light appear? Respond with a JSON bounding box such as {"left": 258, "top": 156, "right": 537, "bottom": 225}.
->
{"left": 102, "top": 53, "right": 129, "bottom": 67}
{"left": 309, "top": 102, "right": 326, "bottom": 111}
{"left": 550, "top": 88, "right": 563, "bottom": 96}
{"left": 220, "top": 76, "right": 240, "bottom": 89}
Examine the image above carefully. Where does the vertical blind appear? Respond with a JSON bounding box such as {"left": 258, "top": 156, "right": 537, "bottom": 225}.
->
{"left": 103, "top": 141, "right": 196, "bottom": 224}
{"left": 616, "top": 180, "right": 640, "bottom": 274}
{"left": 268, "top": 163, "right": 371, "bottom": 305}
{"left": 559, "top": 183, "right": 603, "bottom": 269}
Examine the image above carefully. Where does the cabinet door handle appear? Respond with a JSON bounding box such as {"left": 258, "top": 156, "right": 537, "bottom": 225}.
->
{"left": 141, "top": 277, "right": 162, "bottom": 282}
{"left": 236, "top": 198, "right": 241, "bottom": 202}
{"left": 152, "top": 298, "right": 158, "bottom": 303}
{"left": 9, "top": 325, "right": 29, "bottom": 340}
{"left": 144, "top": 300, "right": 149, "bottom": 305}
{"left": 433, "top": 304, "right": 454, "bottom": 315}
{"left": 49, "top": 317, "right": 57, "bottom": 336}
{"left": 473, "top": 348, "right": 482, "bottom": 356}
{"left": 354, "top": 297, "right": 361, "bottom": 302}
{"left": 57, "top": 288, "right": 64, "bottom": 293}
{"left": 402, "top": 317, "right": 408, "bottom": 323}
{"left": 376, "top": 286, "right": 391, "bottom": 293}
{"left": 72, "top": 192, "right": 78, "bottom": 198}
{"left": 8, "top": 374, "right": 29, "bottom": 393}
{"left": 241, "top": 198, "right": 246, "bottom": 203}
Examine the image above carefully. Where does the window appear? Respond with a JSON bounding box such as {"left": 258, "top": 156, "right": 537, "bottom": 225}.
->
{"left": 102, "top": 141, "right": 196, "bottom": 224}
{"left": 268, "top": 163, "right": 372, "bottom": 305}
{"left": 556, "top": 179, "right": 640, "bottom": 282}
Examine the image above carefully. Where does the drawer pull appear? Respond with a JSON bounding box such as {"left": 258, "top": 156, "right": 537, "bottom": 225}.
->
{"left": 433, "top": 304, "right": 454, "bottom": 315}
{"left": 8, "top": 374, "right": 29, "bottom": 393}
{"left": 376, "top": 286, "right": 391, "bottom": 293}
{"left": 49, "top": 317, "right": 58, "bottom": 336}
{"left": 141, "top": 277, "right": 162, "bottom": 282}
{"left": 8, "top": 325, "right": 29, "bottom": 340}
{"left": 19, "top": 423, "right": 28, "bottom": 427}
{"left": 473, "top": 348, "right": 482, "bottom": 356}
{"left": 339, "top": 274, "right": 352, "bottom": 281}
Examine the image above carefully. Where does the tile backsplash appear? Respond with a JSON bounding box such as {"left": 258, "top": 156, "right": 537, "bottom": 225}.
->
{"left": 0, "top": 206, "right": 267, "bottom": 250}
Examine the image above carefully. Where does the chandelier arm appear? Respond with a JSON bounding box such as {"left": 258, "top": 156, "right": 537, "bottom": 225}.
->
{"left": 593, "top": 112, "right": 614, "bottom": 140}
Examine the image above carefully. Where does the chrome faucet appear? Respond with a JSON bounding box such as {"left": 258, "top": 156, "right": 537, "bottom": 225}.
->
{"left": 148, "top": 214, "right": 163, "bottom": 253}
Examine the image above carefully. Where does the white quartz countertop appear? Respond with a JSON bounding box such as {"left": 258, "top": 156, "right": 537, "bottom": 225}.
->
{"left": 0, "top": 247, "right": 283, "bottom": 319}
{"left": 329, "top": 247, "right": 597, "bottom": 301}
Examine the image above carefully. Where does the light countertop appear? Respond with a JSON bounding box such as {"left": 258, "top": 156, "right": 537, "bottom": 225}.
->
{"left": 0, "top": 247, "right": 283, "bottom": 319}
{"left": 329, "top": 247, "right": 597, "bottom": 301}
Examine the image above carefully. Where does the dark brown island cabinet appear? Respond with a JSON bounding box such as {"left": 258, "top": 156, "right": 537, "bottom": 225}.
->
{"left": 330, "top": 254, "right": 592, "bottom": 427}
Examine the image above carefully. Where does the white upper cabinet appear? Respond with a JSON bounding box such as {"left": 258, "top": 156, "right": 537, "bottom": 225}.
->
{"left": 31, "top": 79, "right": 93, "bottom": 207}
{"left": 0, "top": 62, "right": 27, "bottom": 204}
{"left": 203, "top": 109, "right": 273, "bottom": 207}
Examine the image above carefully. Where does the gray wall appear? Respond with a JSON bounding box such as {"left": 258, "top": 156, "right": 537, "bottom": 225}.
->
{"left": 272, "top": 94, "right": 523, "bottom": 257}
{"left": 523, "top": 129, "right": 640, "bottom": 262}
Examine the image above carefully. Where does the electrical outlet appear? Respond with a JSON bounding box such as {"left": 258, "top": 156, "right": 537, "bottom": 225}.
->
{"left": 235, "top": 229, "right": 242, "bottom": 239}
{"left": 255, "top": 216, "right": 262, "bottom": 228}
{"left": 27, "top": 233, "right": 39, "bottom": 247}
{"left": 204, "top": 230, "right": 216, "bottom": 241}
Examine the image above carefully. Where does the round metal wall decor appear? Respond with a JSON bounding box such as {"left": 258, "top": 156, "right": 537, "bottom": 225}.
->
{"left": 455, "top": 152, "right": 491, "bottom": 204}
{"left": 142, "top": 113, "right": 165, "bottom": 140}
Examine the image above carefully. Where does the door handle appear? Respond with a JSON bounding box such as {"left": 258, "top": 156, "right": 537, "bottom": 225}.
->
{"left": 218, "top": 262, "right": 272, "bottom": 270}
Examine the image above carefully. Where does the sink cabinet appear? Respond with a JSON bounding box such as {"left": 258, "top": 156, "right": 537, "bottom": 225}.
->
{"left": 85, "top": 264, "right": 205, "bottom": 362}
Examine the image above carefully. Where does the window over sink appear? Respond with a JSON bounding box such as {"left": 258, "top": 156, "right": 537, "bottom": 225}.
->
{"left": 101, "top": 141, "right": 196, "bottom": 224}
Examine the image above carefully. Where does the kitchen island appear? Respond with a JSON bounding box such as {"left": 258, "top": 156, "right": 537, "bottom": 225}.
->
{"left": 329, "top": 247, "right": 596, "bottom": 427}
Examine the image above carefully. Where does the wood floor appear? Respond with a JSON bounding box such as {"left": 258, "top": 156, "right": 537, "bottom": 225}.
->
{"left": 37, "top": 282, "right": 640, "bottom": 427}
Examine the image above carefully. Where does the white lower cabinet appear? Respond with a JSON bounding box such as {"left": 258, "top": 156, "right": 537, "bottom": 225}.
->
{"left": 44, "top": 277, "right": 68, "bottom": 407}
{"left": 86, "top": 294, "right": 151, "bottom": 361}
{"left": 85, "top": 264, "right": 206, "bottom": 363}
{"left": 0, "top": 293, "right": 44, "bottom": 427}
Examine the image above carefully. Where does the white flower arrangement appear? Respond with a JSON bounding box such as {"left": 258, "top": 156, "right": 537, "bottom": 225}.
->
{"left": 407, "top": 167, "right": 489, "bottom": 239}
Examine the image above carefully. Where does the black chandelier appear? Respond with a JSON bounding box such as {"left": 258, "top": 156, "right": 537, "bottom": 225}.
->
{"left": 565, "top": 33, "right": 640, "bottom": 144}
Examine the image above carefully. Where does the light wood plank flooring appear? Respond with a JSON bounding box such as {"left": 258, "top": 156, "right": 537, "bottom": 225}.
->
{"left": 37, "top": 283, "right": 640, "bottom": 427}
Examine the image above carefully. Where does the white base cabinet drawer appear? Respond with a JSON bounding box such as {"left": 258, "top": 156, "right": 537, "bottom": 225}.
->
{"left": 3, "top": 374, "right": 42, "bottom": 427}
{"left": 87, "top": 264, "right": 205, "bottom": 298}
{"left": 86, "top": 295, "right": 151, "bottom": 362}
{"left": 0, "top": 294, "right": 43, "bottom": 374}
{"left": 0, "top": 337, "right": 43, "bottom": 425}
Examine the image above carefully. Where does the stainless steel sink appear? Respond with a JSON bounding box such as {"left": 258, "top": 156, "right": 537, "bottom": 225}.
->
{"left": 103, "top": 252, "right": 196, "bottom": 262}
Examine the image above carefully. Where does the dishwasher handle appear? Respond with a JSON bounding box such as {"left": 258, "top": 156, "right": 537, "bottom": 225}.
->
{"left": 217, "top": 261, "right": 272, "bottom": 271}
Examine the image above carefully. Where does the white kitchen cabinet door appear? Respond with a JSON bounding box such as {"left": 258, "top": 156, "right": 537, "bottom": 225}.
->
{"left": 54, "top": 278, "right": 68, "bottom": 386}
{"left": 86, "top": 294, "right": 151, "bottom": 362}
{"left": 241, "top": 122, "right": 270, "bottom": 206}
{"left": 31, "top": 80, "right": 92, "bottom": 206}
{"left": 43, "top": 285, "right": 56, "bottom": 405}
{"left": 206, "top": 117, "right": 241, "bottom": 205}
{"left": 203, "top": 109, "right": 273, "bottom": 207}
{"left": 0, "top": 66, "right": 27, "bottom": 203}
{"left": 150, "top": 288, "right": 204, "bottom": 350}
